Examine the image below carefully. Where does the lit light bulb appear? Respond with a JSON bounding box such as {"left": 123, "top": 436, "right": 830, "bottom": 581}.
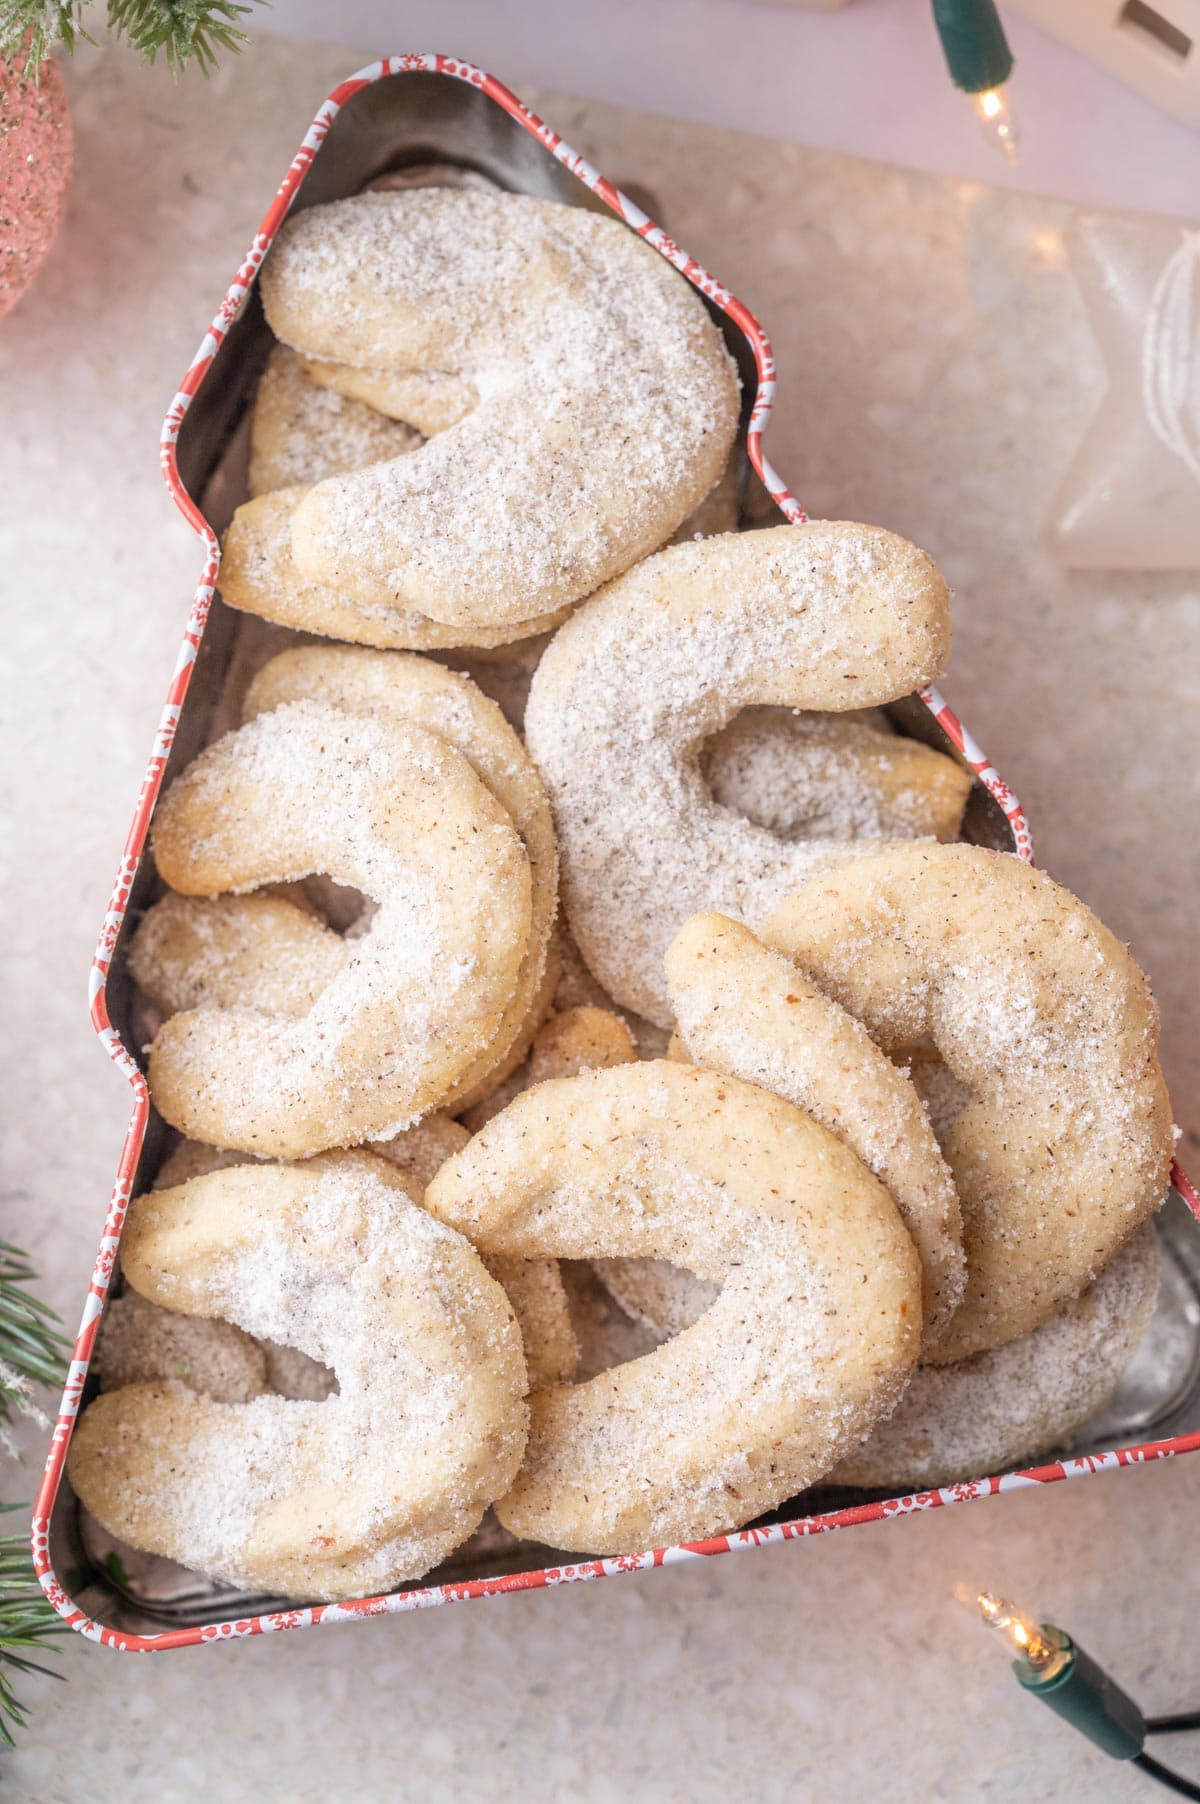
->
{"left": 975, "top": 1592, "right": 1058, "bottom": 1670}
{"left": 970, "top": 85, "right": 1019, "bottom": 165}
{"left": 962, "top": 1589, "right": 1149, "bottom": 1762}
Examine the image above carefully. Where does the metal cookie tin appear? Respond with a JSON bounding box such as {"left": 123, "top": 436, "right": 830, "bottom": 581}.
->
{"left": 33, "top": 56, "right": 1200, "bottom": 1653}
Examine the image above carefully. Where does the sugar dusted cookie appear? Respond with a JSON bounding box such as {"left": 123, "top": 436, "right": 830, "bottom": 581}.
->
{"left": 147, "top": 700, "right": 532, "bottom": 1157}
{"left": 70, "top": 1155, "right": 528, "bottom": 1600}
{"left": 427, "top": 1061, "right": 920, "bottom": 1554}
{"left": 526, "top": 522, "right": 952, "bottom": 1026}
{"left": 260, "top": 189, "right": 740, "bottom": 629}
{"left": 767, "top": 845, "right": 1174, "bottom": 1361}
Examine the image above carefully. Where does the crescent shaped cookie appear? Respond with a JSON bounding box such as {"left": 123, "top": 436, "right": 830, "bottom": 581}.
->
{"left": 259, "top": 189, "right": 740, "bottom": 628}
{"left": 146, "top": 700, "right": 532, "bottom": 1157}
{"left": 425, "top": 1061, "right": 920, "bottom": 1554}
{"left": 524, "top": 522, "right": 952, "bottom": 1026}
{"left": 766, "top": 845, "right": 1174, "bottom": 1361}
{"left": 68, "top": 1155, "right": 528, "bottom": 1600}
{"left": 241, "top": 645, "right": 558, "bottom": 1113}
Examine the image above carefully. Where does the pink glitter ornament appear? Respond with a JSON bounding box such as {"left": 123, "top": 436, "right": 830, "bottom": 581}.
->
{"left": 0, "top": 38, "right": 73, "bottom": 319}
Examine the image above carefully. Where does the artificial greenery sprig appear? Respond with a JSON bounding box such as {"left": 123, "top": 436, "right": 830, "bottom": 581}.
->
{"left": 0, "top": 1244, "right": 69, "bottom": 1749}
{"left": 0, "top": 1, "right": 85, "bottom": 69}
{"left": 0, "top": 1514, "right": 65, "bottom": 1750}
{"left": 0, "top": 0, "right": 257, "bottom": 77}
{"left": 0, "top": 1242, "right": 70, "bottom": 1460}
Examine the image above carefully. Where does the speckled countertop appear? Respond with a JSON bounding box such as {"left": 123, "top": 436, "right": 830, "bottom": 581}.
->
{"left": 1, "top": 35, "right": 1197, "bottom": 1804}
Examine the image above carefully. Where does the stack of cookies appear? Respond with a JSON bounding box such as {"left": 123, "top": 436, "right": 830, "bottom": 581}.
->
{"left": 68, "top": 184, "right": 1174, "bottom": 1602}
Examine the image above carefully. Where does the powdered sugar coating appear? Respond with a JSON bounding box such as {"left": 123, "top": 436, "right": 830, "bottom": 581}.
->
{"left": 431, "top": 459, "right": 742, "bottom": 733}
{"left": 702, "top": 707, "right": 970, "bottom": 843}
{"left": 525, "top": 523, "right": 953, "bottom": 1026}
{"left": 95, "top": 1291, "right": 268, "bottom": 1406}
{"left": 426, "top": 1061, "right": 920, "bottom": 1554}
{"left": 154, "top": 1133, "right": 572, "bottom": 1391}
{"left": 248, "top": 344, "right": 422, "bottom": 497}
{"left": 296, "top": 355, "right": 476, "bottom": 438}
{"left": 293, "top": 174, "right": 484, "bottom": 434}
{"left": 259, "top": 189, "right": 740, "bottom": 628}
{"left": 766, "top": 845, "right": 1174, "bottom": 1361}
{"left": 155, "top": 1139, "right": 335, "bottom": 1402}
{"left": 665, "top": 913, "right": 964, "bottom": 1348}
{"left": 241, "top": 646, "right": 557, "bottom": 1115}
{"left": 146, "top": 700, "right": 532, "bottom": 1156}
{"left": 220, "top": 486, "right": 570, "bottom": 651}
{"left": 68, "top": 1155, "right": 528, "bottom": 1600}
{"left": 130, "top": 891, "right": 343, "bottom": 1020}
{"left": 832, "top": 1222, "right": 1160, "bottom": 1488}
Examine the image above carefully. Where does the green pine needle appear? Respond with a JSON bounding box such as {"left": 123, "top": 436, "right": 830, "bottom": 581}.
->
{"left": 0, "top": 3, "right": 92, "bottom": 70}
{"left": 0, "top": 1244, "right": 70, "bottom": 1750}
{"left": 106, "top": 0, "right": 255, "bottom": 77}
{"left": 0, "top": 1244, "right": 70, "bottom": 1455}
{"left": 0, "top": 0, "right": 258, "bottom": 76}
{"left": 0, "top": 1519, "right": 66, "bottom": 1751}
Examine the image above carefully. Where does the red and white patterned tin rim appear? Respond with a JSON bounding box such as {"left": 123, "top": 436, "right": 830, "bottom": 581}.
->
{"left": 33, "top": 55, "right": 1200, "bottom": 1653}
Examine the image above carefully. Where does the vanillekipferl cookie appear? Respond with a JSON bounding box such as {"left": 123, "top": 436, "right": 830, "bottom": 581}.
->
{"left": 240, "top": 646, "right": 558, "bottom": 1113}
{"left": 766, "top": 844, "right": 1174, "bottom": 1362}
{"left": 525, "top": 521, "right": 953, "bottom": 1026}
{"left": 69, "top": 1153, "right": 528, "bottom": 1600}
{"left": 145, "top": 700, "right": 532, "bottom": 1157}
{"left": 259, "top": 189, "right": 741, "bottom": 629}
{"left": 426, "top": 1061, "right": 920, "bottom": 1555}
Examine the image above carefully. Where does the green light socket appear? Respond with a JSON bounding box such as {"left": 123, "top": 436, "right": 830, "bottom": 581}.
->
{"left": 931, "top": 0, "right": 1015, "bottom": 95}
{"left": 1015, "top": 1627, "right": 1146, "bottom": 1762}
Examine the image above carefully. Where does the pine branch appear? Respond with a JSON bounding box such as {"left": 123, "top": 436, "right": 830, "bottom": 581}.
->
{"left": 0, "top": 0, "right": 258, "bottom": 76}
{"left": 0, "top": 1244, "right": 70, "bottom": 1459}
{"left": 0, "top": 1243, "right": 69, "bottom": 1749}
{"left": 0, "top": 3, "right": 92, "bottom": 70}
{"left": 106, "top": 0, "right": 254, "bottom": 76}
{"left": 0, "top": 1518, "right": 66, "bottom": 1751}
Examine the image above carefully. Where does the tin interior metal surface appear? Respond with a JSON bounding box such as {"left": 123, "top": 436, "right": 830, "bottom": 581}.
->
{"left": 40, "top": 60, "right": 1200, "bottom": 1648}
